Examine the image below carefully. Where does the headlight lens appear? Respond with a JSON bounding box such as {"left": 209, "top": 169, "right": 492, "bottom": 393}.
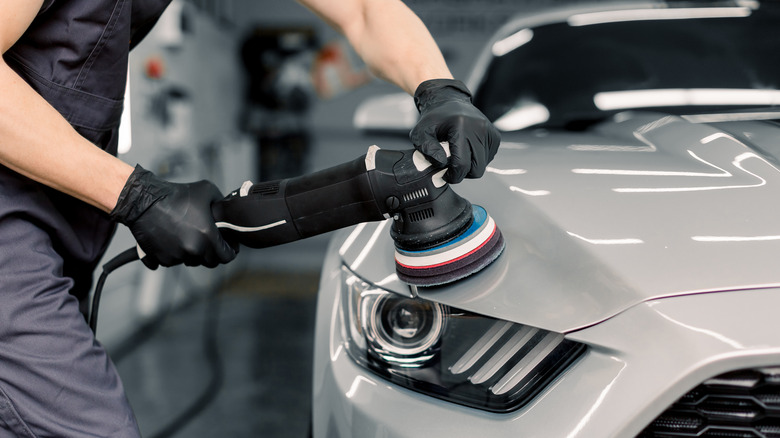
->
{"left": 370, "top": 293, "right": 444, "bottom": 361}
{"left": 341, "top": 266, "right": 586, "bottom": 413}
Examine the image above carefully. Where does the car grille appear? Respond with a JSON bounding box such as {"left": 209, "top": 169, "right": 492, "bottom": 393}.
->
{"left": 638, "top": 367, "right": 780, "bottom": 438}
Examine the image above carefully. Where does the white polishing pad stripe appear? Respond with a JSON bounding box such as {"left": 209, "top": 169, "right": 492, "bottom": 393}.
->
{"left": 395, "top": 214, "right": 496, "bottom": 268}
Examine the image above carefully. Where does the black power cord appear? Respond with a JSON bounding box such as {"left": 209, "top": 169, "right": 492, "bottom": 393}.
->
{"left": 89, "top": 136, "right": 237, "bottom": 437}
{"left": 89, "top": 247, "right": 227, "bottom": 438}
{"left": 89, "top": 247, "right": 140, "bottom": 334}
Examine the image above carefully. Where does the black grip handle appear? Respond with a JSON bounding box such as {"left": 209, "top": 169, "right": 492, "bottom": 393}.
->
{"left": 211, "top": 154, "right": 386, "bottom": 249}
{"left": 210, "top": 145, "right": 469, "bottom": 251}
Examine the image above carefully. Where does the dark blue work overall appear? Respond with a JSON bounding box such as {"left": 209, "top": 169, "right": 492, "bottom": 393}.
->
{"left": 1, "top": 1, "right": 171, "bottom": 436}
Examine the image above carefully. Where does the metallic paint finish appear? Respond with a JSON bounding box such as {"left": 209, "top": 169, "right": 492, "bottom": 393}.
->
{"left": 340, "top": 113, "right": 780, "bottom": 333}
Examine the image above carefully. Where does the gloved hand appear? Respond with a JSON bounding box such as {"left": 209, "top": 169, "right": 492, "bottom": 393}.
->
{"left": 111, "top": 165, "right": 238, "bottom": 270}
{"left": 410, "top": 79, "right": 501, "bottom": 183}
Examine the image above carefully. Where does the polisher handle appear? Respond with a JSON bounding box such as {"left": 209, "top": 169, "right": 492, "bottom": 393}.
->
{"left": 210, "top": 145, "right": 461, "bottom": 250}
{"left": 211, "top": 156, "right": 376, "bottom": 248}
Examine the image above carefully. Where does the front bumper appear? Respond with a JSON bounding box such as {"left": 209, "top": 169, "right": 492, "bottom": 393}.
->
{"left": 312, "top": 238, "right": 780, "bottom": 438}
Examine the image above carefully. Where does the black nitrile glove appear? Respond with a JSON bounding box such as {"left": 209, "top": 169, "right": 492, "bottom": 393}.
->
{"left": 111, "top": 165, "right": 238, "bottom": 270}
{"left": 410, "top": 79, "right": 501, "bottom": 183}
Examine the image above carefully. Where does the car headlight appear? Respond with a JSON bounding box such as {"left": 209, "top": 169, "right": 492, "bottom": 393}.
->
{"left": 340, "top": 266, "right": 586, "bottom": 413}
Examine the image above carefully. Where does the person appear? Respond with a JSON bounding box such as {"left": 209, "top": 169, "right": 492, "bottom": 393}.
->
{"left": 0, "top": 0, "right": 501, "bottom": 436}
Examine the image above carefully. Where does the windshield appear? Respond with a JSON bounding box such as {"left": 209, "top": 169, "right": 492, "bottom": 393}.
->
{"left": 473, "top": 3, "right": 780, "bottom": 130}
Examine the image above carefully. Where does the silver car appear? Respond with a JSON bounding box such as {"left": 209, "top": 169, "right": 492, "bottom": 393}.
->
{"left": 312, "top": 1, "right": 780, "bottom": 437}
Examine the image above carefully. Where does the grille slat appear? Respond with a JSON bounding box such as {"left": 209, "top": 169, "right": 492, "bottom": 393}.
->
{"left": 450, "top": 320, "right": 513, "bottom": 375}
{"left": 491, "top": 333, "right": 564, "bottom": 395}
{"left": 639, "top": 367, "right": 780, "bottom": 438}
{"left": 469, "top": 326, "right": 538, "bottom": 384}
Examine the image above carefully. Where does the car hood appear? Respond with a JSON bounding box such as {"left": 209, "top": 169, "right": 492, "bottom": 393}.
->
{"left": 338, "top": 112, "right": 780, "bottom": 333}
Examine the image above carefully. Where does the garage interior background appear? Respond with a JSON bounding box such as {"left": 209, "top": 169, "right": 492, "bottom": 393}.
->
{"left": 94, "top": 0, "right": 604, "bottom": 436}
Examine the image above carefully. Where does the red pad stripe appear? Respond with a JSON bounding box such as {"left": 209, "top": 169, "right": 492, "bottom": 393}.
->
{"left": 395, "top": 225, "right": 498, "bottom": 270}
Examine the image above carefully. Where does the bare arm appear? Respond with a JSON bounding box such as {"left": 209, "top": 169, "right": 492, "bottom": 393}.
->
{"left": 296, "top": 0, "right": 452, "bottom": 94}
{"left": 0, "top": 0, "right": 133, "bottom": 213}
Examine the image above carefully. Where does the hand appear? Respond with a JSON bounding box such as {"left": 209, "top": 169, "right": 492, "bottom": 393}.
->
{"left": 111, "top": 165, "right": 238, "bottom": 269}
{"left": 409, "top": 79, "right": 501, "bottom": 183}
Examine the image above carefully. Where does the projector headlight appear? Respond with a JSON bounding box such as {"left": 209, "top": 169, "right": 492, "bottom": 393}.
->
{"left": 341, "top": 266, "right": 586, "bottom": 413}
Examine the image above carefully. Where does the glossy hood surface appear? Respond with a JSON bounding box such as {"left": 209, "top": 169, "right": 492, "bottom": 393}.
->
{"left": 338, "top": 112, "right": 780, "bottom": 332}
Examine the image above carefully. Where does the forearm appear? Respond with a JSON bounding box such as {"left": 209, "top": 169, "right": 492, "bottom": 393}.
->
{"left": 0, "top": 59, "right": 133, "bottom": 212}
{"left": 298, "top": 0, "right": 452, "bottom": 94}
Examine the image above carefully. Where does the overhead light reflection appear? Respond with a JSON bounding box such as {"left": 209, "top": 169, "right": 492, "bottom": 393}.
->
{"left": 693, "top": 235, "right": 780, "bottom": 242}
{"left": 487, "top": 167, "right": 526, "bottom": 175}
{"left": 569, "top": 144, "right": 653, "bottom": 152}
{"left": 701, "top": 132, "right": 737, "bottom": 144}
{"left": 613, "top": 152, "right": 768, "bottom": 193}
{"left": 493, "top": 102, "right": 550, "bottom": 131}
{"left": 375, "top": 273, "right": 399, "bottom": 286}
{"left": 492, "top": 29, "right": 534, "bottom": 57}
{"left": 573, "top": 150, "right": 731, "bottom": 178}
{"left": 566, "top": 357, "right": 627, "bottom": 438}
{"left": 654, "top": 309, "right": 744, "bottom": 349}
{"left": 567, "top": 231, "right": 644, "bottom": 245}
{"left": 510, "top": 186, "right": 550, "bottom": 196}
{"left": 339, "top": 222, "right": 368, "bottom": 256}
{"left": 345, "top": 376, "right": 377, "bottom": 399}
{"left": 568, "top": 7, "right": 752, "bottom": 27}
{"left": 499, "top": 142, "right": 530, "bottom": 150}
{"left": 684, "top": 111, "right": 780, "bottom": 123}
{"left": 594, "top": 89, "right": 780, "bottom": 111}
{"left": 351, "top": 220, "right": 390, "bottom": 269}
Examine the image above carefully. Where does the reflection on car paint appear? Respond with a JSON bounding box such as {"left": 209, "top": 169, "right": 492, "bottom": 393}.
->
{"left": 594, "top": 88, "right": 780, "bottom": 111}
{"left": 571, "top": 150, "right": 731, "bottom": 178}
{"left": 611, "top": 152, "right": 770, "bottom": 193}
{"left": 566, "top": 231, "right": 644, "bottom": 246}
{"left": 570, "top": 146, "right": 776, "bottom": 193}
{"left": 565, "top": 356, "right": 628, "bottom": 438}
{"left": 351, "top": 220, "right": 390, "bottom": 270}
{"left": 649, "top": 302, "right": 745, "bottom": 349}
{"left": 568, "top": 144, "right": 654, "bottom": 152}
{"left": 345, "top": 376, "right": 377, "bottom": 399}
{"left": 339, "top": 222, "right": 368, "bottom": 256}
{"left": 692, "top": 234, "right": 780, "bottom": 243}
{"left": 509, "top": 186, "right": 549, "bottom": 197}
{"left": 566, "top": 6, "right": 753, "bottom": 27}
{"left": 485, "top": 167, "right": 526, "bottom": 175}
{"left": 491, "top": 28, "right": 533, "bottom": 57}
{"left": 497, "top": 142, "right": 529, "bottom": 150}
{"left": 493, "top": 102, "right": 550, "bottom": 131}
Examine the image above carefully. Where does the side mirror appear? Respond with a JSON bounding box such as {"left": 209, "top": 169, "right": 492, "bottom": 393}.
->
{"left": 353, "top": 93, "right": 418, "bottom": 134}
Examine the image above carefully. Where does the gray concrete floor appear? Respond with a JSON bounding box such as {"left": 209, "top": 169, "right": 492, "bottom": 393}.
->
{"left": 114, "top": 267, "right": 320, "bottom": 438}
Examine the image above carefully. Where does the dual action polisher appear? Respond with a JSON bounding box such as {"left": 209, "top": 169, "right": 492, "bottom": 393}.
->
{"left": 212, "top": 145, "right": 505, "bottom": 286}
{"left": 90, "top": 145, "right": 505, "bottom": 333}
